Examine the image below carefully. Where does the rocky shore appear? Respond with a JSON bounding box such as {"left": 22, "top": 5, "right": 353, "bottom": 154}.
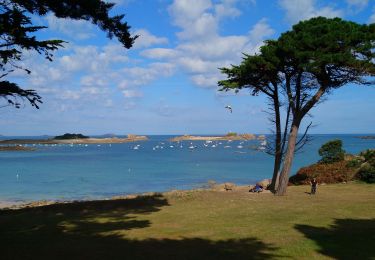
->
{"left": 0, "top": 180, "right": 273, "bottom": 210}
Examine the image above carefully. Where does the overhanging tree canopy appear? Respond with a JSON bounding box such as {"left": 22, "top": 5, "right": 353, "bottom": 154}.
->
{"left": 0, "top": 0, "right": 137, "bottom": 108}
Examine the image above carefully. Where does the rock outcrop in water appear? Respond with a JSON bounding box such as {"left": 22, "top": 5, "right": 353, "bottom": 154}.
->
{"left": 0, "top": 145, "right": 35, "bottom": 151}
{"left": 170, "top": 133, "right": 257, "bottom": 142}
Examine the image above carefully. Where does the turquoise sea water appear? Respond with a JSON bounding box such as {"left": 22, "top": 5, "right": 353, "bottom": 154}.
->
{"left": 0, "top": 135, "right": 374, "bottom": 203}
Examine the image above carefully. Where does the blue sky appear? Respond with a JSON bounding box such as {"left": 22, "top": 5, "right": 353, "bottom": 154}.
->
{"left": 2, "top": 0, "right": 375, "bottom": 135}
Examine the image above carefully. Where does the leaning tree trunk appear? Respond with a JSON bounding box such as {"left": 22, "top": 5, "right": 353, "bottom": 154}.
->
{"left": 269, "top": 99, "right": 282, "bottom": 191}
{"left": 275, "top": 122, "right": 300, "bottom": 195}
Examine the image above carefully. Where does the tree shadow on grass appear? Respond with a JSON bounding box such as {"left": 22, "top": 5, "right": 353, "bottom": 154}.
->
{"left": 0, "top": 194, "right": 278, "bottom": 259}
{"left": 295, "top": 218, "right": 375, "bottom": 260}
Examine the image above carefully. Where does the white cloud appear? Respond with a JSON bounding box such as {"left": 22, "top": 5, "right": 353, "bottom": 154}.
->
{"left": 60, "top": 90, "right": 81, "bottom": 100}
{"left": 45, "top": 14, "right": 96, "bottom": 40}
{"left": 248, "top": 18, "right": 275, "bottom": 44}
{"left": 168, "top": 0, "right": 213, "bottom": 27}
{"left": 191, "top": 74, "right": 224, "bottom": 88}
{"left": 140, "top": 48, "right": 178, "bottom": 59}
{"left": 215, "top": 0, "right": 242, "bottom": 18}
{"left": 369, "top": 10, "right": 375, "bottom": 23}
{"left": 133, "top": 29, "right": 169, "bottom": 49}
{"left": 346, "top": 0, "right": 368, "bottom": 11}
{"left": 122, "top": 90, "right": 143, "bottom": 98}
{"left": 279, "top": 0, "right": 343, "bottom": 24}
{"left": 119, "top": 62, "right": 175, "bottom": 88}
{"left": 144, "top": 1, "right": 275, "bottom": 88}
{"left": 59, "top": 44, "right": 128, "bottom": 73}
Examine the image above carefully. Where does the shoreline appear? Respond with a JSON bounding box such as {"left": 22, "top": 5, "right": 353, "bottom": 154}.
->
{"left": 0, "top": 181, "right": 268, "bottom": 210}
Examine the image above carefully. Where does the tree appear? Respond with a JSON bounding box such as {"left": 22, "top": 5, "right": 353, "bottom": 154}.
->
{"left": 318, "top": 139, "right": 345, "bottom": 164}
{"left": 1, "top": 0, "right": 137, "bottom": 108}
{"left": 219, "top": 17, "right": 375, "bottom": 195}
{"left": 219, "top": 45, "right": 288, "bottom": 191}
{"left": 274, "top": 17, "right": 375, "bottom": 195}
{"left": 219, "top": 42, "right": 311, "bottom": 191}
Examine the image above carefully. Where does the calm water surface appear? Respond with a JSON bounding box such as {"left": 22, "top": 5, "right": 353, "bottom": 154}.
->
{"left": 0, "top": 134, "right": 374, "bottom": 203}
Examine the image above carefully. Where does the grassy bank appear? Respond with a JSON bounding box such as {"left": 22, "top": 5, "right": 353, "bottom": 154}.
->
{"left": 1, "top": 182, "right": 374, "bottom": 259}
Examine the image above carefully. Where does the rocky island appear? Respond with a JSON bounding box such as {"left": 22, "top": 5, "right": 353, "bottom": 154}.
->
{"left": 0, "top": 145, "right": 36, "bottom": 151}
{"left": 170, "top": 133, "right": 257, "bottom": 142}
{"left": 0, "top": 133, "right": 148, "bottom": 145}
{"left": 358, "top": 136, "right": 375, "bottom": 139}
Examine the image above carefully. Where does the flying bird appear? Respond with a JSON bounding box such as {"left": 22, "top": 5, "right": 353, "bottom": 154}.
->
{"left": 225, "top": 105, "right": 232, "bottom": 113}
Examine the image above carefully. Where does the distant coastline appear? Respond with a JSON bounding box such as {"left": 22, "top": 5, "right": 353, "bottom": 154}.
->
{"left": 0, "top": 134, "right": 148, "bottom": 145}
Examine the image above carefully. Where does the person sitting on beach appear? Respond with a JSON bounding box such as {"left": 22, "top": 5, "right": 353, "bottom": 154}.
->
{"left": 250, "top": 184, "right": 263, "bottom": 193}
{"left": 310, "top": 178, "right": 318, "bottom": 195}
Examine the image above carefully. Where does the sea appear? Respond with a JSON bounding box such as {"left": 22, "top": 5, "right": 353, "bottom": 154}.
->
{"left": 0, "top": 134, "right": 374, "bottom": 203}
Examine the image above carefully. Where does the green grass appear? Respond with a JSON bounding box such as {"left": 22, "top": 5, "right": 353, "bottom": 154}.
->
{"left": 1, "top": 182, "right": 374, "bottom": 259}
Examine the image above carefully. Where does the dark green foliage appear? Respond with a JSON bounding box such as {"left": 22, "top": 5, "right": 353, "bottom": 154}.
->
{"left": 0, "top": 81, "right": 42, "bottom": 108}
{"left": 356, "top": 149, "right": 375, "bottom": 183}
{"left": 1, "top": 0, "right": 136, "bottom": 109}
{"left": 357, "top": 167, "right": 375, "bottom": 183}
{"left": 54, "top": 133, "right": 89, "bottom": 140}
{"left": 12, "top": 0, "right": 137, "bottom": 49}
{"left": 359, "top": 149, "right": 375, "bottom": 166}
{"left": 319, "top": 140, "right": 345, "bottom": 164}
{"left": 346, "top": 158, "right": 362, "bottom": 168}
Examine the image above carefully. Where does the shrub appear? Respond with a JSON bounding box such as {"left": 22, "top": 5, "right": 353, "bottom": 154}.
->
{"left": 346, "top": 158, "right": 362, "bottom": 168}
{"left": 318, "top": 139, "right": 345, "bottom": 164}
{"left": 357, "top": 166, "right": 375, "bottom": 183}
{"left": 360, "top": 149, "right": 375, "bottom": 166}
{"left": 226, "top": 132, "right": 238, "bottom": 137}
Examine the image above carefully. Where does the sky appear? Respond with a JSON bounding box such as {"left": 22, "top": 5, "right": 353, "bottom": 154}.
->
{"left": 2, "top": 0, "right": 375, "bottom": 136}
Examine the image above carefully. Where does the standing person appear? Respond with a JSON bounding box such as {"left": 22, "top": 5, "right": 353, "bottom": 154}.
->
{"left": 310, "top": 178, "right": 318, "bottom": 195}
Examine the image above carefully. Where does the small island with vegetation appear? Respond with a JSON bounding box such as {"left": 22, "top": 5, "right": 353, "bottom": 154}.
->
{"left": 54, "top": 133, "right": 89, "bottom": 140}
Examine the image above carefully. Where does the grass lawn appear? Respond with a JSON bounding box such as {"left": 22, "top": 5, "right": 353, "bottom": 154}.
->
{"left": 1, "top": 182, "right": 374, "bottom": 259}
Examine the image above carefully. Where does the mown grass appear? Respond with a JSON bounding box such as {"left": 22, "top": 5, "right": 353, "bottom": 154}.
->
{"left": 1, "top": 182, "right": 374, "bottom": 259}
